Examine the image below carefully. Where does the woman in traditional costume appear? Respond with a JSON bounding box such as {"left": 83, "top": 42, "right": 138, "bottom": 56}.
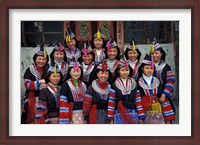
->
{"left": 60, "top": 61, "right": 87, "bottom": 124}
{"left": 35, "top": 64, "right": 63, "bottom": 124}
{"left": 50, "top": 41, "right": 68, "bottom": 83}
{"left": 91, "top": 30, "right": 106, "bottom": 65}
{"left": 124, "top": 40, "right": 141, "bottom": 80}
{"left": 104, "top": 35, "right": 120, "bottom": 84}
{"left": 81, "top": 41, "right": 97, "bottom": 88}
{"left": 64, "top": 27, "right": 81, "bottom": 65}
{"left": 112, "top": 59, "right": 145, "bottom": 124}
{"left": 21, "top": 44, "right": 49, "bottom": 124}
{"left": 137, "top": 54, "right": 165, "bottom": 124}
{"left": 151, "top": 38, "right": 176, "bottom": 123}
{"left": 83, "top": 61, "right": 115, "bottom": 124}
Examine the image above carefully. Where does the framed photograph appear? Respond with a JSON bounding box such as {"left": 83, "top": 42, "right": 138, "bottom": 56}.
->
{"left": 1, "top": 0, "right": 199, "bottom": 145}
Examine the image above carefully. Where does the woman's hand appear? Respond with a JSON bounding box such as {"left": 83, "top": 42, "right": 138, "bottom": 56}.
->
{"left": 159, "top": 94, "right": 166, "bottom": 104}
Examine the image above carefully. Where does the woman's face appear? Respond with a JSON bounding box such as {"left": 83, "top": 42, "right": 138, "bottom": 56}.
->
{"left": 118, "top": 67, "right": 130, "bottom": 79}
{"left": 82, "top": 54, "right": 93, "bottom": 65}
{"left": 107, "top": 48, "right": 118, "bottom": 60}
{"left": 66, "top": 39, "right": 76, "bottom": 50}
{"left": 97, "top": 71, "right": 109, "bottom": 83}
{"left": 35, "top": 56, "right": 47, "bottom": 68}
{"left": 153, "top": 50, "right": 162, "bottom": 63}
{"left": 94, "top": 38, "right": 103, "bottom": 49}
{"left": 49, "top": 73, "right": 61, "bottom": 85}
{"left": 142, "top": 65, "right": 154, "bottom": 77}
{"left": 70, "top": 68, "right": 81, "bottom": 80}
{"left": 128, "top": 50, "right": 138, "bottom": 62}
{"left": 53, "top": 51, "right": 65, "bottom": 62}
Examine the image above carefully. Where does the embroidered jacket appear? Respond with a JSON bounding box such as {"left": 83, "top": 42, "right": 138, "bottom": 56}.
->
{"left": 83, "top": 80, "right": 116, "bottom": 121}
{"left": 60, "top": 79, "right": 87, "bottom": 123}
{"left": 35, "top": 85, "right": 60, "bottom": 124}
{"left": 93, "top": 48, "right": 106, "bottom": 65}
{"left": 111, "top": 77, "right": 145, "bottom": 120}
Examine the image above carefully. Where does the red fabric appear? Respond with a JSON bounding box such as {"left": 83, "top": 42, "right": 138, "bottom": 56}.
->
{"left": 97, "top": 80, "right": 107, "bottom": 89}
{"left": 89, "top": 104, "right": 97, "bottom": 124}
{"left": 27, "top": 91, "right": 36, "bottom": 124}
{"left": 141, "top": 96, "right": 152, "bottom": 112}
{"left": 35, "top": 65, "right": 44, "bottom": 74}
{"left": 83, "top": 96, "right": 92, "bottom": 116}
{"left": 118, "top": 101, "right": 136, "bottom": 124}
{"left": 69, "top": 102, "right": 74, "bottom": 121}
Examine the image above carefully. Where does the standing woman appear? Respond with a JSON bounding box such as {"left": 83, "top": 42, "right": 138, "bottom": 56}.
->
{"left": 104, "top": 35, "right": 120, "bottom": 83}
{"left": 124, "top": 40, "right": 141, "bottom": 80}
{"left": 81, "top": 42, "right": 97, "bottom": 88}
{"left": 60, "top": 61, "right": 87, "bottom": 124}
{"left": 112, "top": 59, "right": 145, "bottom": 124}
{"left": 151, "top": 38, "right": 176, "bottom": 123}
{"left": 91, "top": 30, "right": 106, "bottom": 65}
{"left": 50, "top": 41, "right": 68, "bottom": 83}
{"left": 35, "top": 64, "right": 63, "bottom": 124}
{"left": 83, "top": 62, "right": 115, "bottom": 124}
{"left": 64, "top": 27, "right": 81, "bottom": 65}
{"left": 137, "top": 55, "right": 165, "bottom": 124}
{"left": 21, "top": 44, "right": 49, "bottom": 124}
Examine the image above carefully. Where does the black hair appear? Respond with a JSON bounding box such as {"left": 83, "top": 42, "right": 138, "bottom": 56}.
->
{"left": 65, "top": 66, "right": 83, "bottom": 81}
{"left": 155, "top": 48, "right": 166, "bottom": 61}
{"left": 44, "top": 71, "right": 63, "bottom": 86}
{"left": 124, "top": 48, "right": 141, "bottom": 61}
{"left": 105, "top": 46, "right": 121, "bottom": 60}
{"left": 80, "top": 51, "right": 95, "bottom": 63}
{"left": 91, "top": 37, "right": 106, "bottom": 49}
{"left": 95, "top": 68, "right": 113, "bottom": 81}
{"left": 32, "top": 54, "right": 49, "bottom": 66}
{"left": 115, "top": 65, "right": 133, "bottom": 79}
{"left": 137, "top": 63, "right": 156, "bottom": 82}
{"left": 49, "top": 49, "right": 67, "bottom": 63}
{"left": 63, "top": 37, "right": 79, "bottom": 49}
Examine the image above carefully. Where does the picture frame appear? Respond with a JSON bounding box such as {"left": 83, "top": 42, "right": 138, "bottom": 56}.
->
{"left": 1, "top": 0, "right": 199, "bottom": 145}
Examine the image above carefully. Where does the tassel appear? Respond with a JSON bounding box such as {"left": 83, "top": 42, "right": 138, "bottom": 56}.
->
{"left": 150, "top": 43, "right": 154, "bottom": 53}
{"left": 74, "top": 62, "right": 79, "bottom": 71}
{"left": 125, "top": 61, "right": 129, "bottom": 70}
{"left": 54, "top": 64, "right": 57, "bottom": 75}
{"left": 66, "top": 34, "right": 70, "bottom": 43}
{"left": 97, "top": 30, "right": 101, "bottom": 39}
{"left": 132, "top": 41, "right": 136, "bottom": 52}
{"left": 44, "top": 49, "right": 47, "bottom": 58}
{"left": 83, "top": 43, "right": 87, "bottom": 57}
{"left": 151, "top": 102, "right": 162, "bottom": 114}
{"left": 107, "top": 42, "right": 111, "bottom": 52}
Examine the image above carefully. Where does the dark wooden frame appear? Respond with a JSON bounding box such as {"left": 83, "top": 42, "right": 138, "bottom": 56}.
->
{"left": 1, "top": 0, "right": 199, "bottom": 145}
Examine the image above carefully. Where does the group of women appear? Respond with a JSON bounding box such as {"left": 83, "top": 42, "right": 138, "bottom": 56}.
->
{"left": 21, "top": 27, "right": 176, "bottom": 124}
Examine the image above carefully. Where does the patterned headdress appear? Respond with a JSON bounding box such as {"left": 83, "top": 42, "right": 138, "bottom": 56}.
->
{"left": 142, "top": 54, "right": 154, "bottom": 69}
{"left": 106, "top": 35, "right": 118, "bottom": 52}
{"left": 69, "top": 61, "right": 81, "bottom": 71}
{"left": 150, "top": 38, "right": 162, "bottom": 53}
{"left": 93, "top": 29, "right": 104, "bottom": 39}
{"left": 65, "top": 27, "right": 76, "bottom": 43}
{"left": 82, "top": 41, "right": 93, "bottom": 56}
{"left": 35, "top": 44, "right": 47, "bottom": 58}
{"left": 126, "top": 40, "right": 137, "bottom": 51}
{"left": 118, "top": 58, "right": 129, "bottom": 70}
{"left": 54, "top": 41, "right": 65, "bottom": 52}
{"left": 97, "top": 61, "right": 109, "bottom": 71}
